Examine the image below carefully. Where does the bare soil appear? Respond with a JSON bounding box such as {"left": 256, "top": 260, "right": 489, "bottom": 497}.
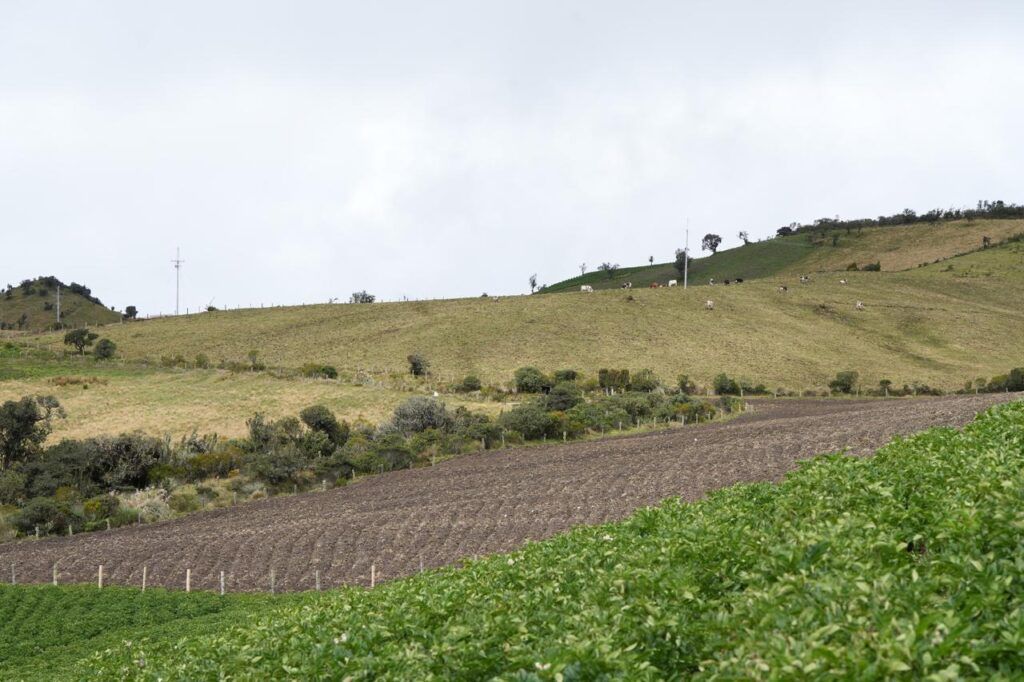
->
{"left": 0, "top": 394, "right": 1014, "bottom": 592}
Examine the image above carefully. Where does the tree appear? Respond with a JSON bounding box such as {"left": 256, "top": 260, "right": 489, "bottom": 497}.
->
{"left": 597, "top": 262, "right": 619, "bottom": 279}
{"left": 702, "top": 234, "right": 722, "bottom": 254}
{"left": 579, "top": 263, "right": 586, "bottom": 276}
{"left": 350, "top": 291, "right": 375, "bottom": 304}
{"left": 124, "top": 305, "right": 138, "bottom": 320}
{"left": 299, "top": 405, "right": 349, "bottom": 448}
{"left": 0, "top": 395, "right": 63, "bottom": 470}
{"left": 776, "top": 226, "right": 794, "bottom": 237}
{"left": 648, "top": 256, "right": 654, "bottom": 265}
{"left": 63, "top": 328, "right": 98, "bottom": 355}
{"left": 94, "top": 338, "right": 117, "bottom": 360}
{"left": 528, "top": 274, "right": 538, "bottom": 293}
{"left": 828, "top": 371, "right": 859, "bottom": 394}
{"left": 514, "top": 366, "right": 552, "bottom": 393}
{"left": 738, "top": 230, "right": 750, "bottom": 245}
{"left": 673, "top": 249, "right": 691, "bottom": 278}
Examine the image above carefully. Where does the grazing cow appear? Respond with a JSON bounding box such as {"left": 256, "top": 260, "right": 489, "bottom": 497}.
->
{"left": 668, "top": 279, "right": 677, "bottom": 287}
{"left": 839, "top": 279, "right": 849, "bottom": 285}
{"left": 705, "top": 299, "right": 714, "bottom": 310}
{"left": 709, "top": 278, "right": 716, "bottom": 285}
{"left": 621, "top": 282, "right": 633, "bottom": 289}
{"left": 777, "top": 285, "right": 788, "bottom": 293}
{"left": 649, "top": 282, "right": 661, "bottom": 288}
{"left": 723, "top": 279, "right": 731, "bottom": 285}
{"left": 580, "top": 285, "right": 594, "bottom": 293}
{"left": 855, "top": 301, "right": 865, "bottom": 310}
{"left": 800, "top": 275, "right": 810, "bottom": 284}
{"left": 735, "top": 278, "right": 744, "bottom": 283}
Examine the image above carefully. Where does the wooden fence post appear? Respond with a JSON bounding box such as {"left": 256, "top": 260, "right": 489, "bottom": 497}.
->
{"left": 98, "top": 565, "right": 103, "bottom": 589}
{"left": 186, "top": 568, "right": 191, "bottom": 592}
{"left": 220, "top": 571, "right": 225, "bottom": 595}
{"left": 10, "top": 563, "right": 14, "bottom": 585}
{"left": 142, "top": 566, "right": 147, "bottom": 591}
{"left": 270, "top": 568, "right": 275, "bottom": 594}
{"left": 371, "top": 563, "right": 376, "bottom": 588}
{"left": 315, "top": 570, "right": 321, "bottom": 592}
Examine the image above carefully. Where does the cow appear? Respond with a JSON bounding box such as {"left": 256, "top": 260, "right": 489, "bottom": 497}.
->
{"left": 668, "top": 279, "right": 677, "bottom": 287}
{"left": 705, "top": 299, "right": 714, "bottom": 311}
{"left": 855, "top": 301, "right": 865, "bottom": 310}
{"left": 620, "top": 282, "right": 633, "bottom": 289}
{"left": 735, "top": 278, "right": 744, "bottom": 283}
{"left": 723, "top": 279, "right": 731, "bottom": 285}
{"left": 649, "top": 282, "right": 661, "bottom": 288}
{"left": 800, "top": 275, "right": 811, "bottom": 284}
{"left": 839, "top": 279, "right": 849, "bottom": 285}
{"left": 580, "top": 285, "right": 594, "bottom": 293}
{"left": 709, "top": 278, "right": 716, "bottom": 285}
{"left": 777, "top": 285, "right": 788, "bottom": 293}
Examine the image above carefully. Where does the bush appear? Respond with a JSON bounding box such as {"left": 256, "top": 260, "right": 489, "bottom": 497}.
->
{"left": 718, "top": 396, "right": 745, "bottom": 414}
{"left": 180, "top": 447, "right": 244, "bottom": 481}
{"left": 713, "top": 373, "right": 741, "bottom": 396}
{"left": 13, "top": 497, "right": 82, "bottom": 535}
{"left": 630, "top": 369, "right": 660, "bottom": 392}
{"left": 458, "top": 375, "right": 482, "bottom": 392}
{"left": 828, "top": 370, "right": 859, "bottom": 394}
{"left": 245, "top": 445, "right": 308, "bottom": 487}
{"left": 407, "top": 353, "right": 430, "bottom": 377}
{"left": 544, "top": 382, "right": 583, "bottom": 412}
{"left": 498, "top": 402, "right": 555, "bottom": 440}
{"left": 677, "top": 375, "right": 697, "bottom": 395}
{"left": 168, "top": 490, "right": 202, "bottom": 514}
{"left": 390, "top": 397, "right": 450, "bottom": 435}
{"left": 552, "top": 369, "right": 579, "bottom": 383}
{"left": 83, "top": 494, "right": 120, "bottom": 521}
{"left": 861, "top": 261, "right": 881, "bottom": 271}
{"left": 94, "top": 338, "right": 117, "bottom": 360}
{"left": 0, "top": 469, "right": 26, "bottom": 504}
{"left": 514, "top": 367, "right": 551, "bottom": 393}
{"left": 565, "top": 401, "right": 631, "bottom": 432}
{"left": 299, "top": 363, "right": 338, "bottom": 380}
{"left": 299, "top": 405, "right": 349, "bottom": 447}
{"left": 194, "top": 353, "right": 211, "bottom": 369}
{"left": 598, "top": 369, "right": 630, "bottom": 392}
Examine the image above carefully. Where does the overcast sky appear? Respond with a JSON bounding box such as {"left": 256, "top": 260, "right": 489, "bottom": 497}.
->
{"left": 2, "top": 1, "right": 1022, "bottom": 314}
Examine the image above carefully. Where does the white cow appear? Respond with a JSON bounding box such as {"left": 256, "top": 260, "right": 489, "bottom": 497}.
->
{"left": 855, "top": 301, "right": 865, "bottom": 310}
{"left": 709, "top": 278, "right": 716, "bottom": 285}
{"left": 800, "top": 275, "right": 811, "bottom": 284}
{"left": 839, "top": 278, "right": 849, "bottom": 285}
{"left": 777, "top": 285, "right": 788, "bottom": 293}
{"left": 580, "top": 285, "right": 594, "bottom": 293}
{"left": 620, "top": 282, "right": 633, "bottom": 289}
{"left": 668, "top": 279, "right": 677, "bottom": 287}
{"left": 705, "top": 299, "right": 715, "bottom": 311}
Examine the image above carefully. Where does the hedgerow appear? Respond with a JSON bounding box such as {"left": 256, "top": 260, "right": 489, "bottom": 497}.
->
{"left": 87, "top": 400, "right": 1024, "bottom": 680}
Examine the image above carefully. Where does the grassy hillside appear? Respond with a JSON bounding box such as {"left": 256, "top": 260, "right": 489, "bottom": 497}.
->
{"left": 0, "top": 346, "right": 497, "bottom": 441}
{"left": 22, "top": 241, "right": 1024, "bottom": 393}
{"left": 543, "top": 218, "right": 1024, "bottom": 292}
{"left": 0, "top": 277, "right": 120, "bottom": 332}
{"left": 3, "top": 401, "right": 1021, "bottom": 679}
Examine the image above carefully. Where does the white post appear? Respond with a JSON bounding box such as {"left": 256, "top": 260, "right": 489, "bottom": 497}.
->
{"left": 371, "top": 563, "right": 376, "bottom": 588}
{"left": 419, "top": 556, "right": 424, "bottom": 573}
{"left": 315, "top": 570, "right": 321, "bottom": 592}
{"left": 220, "top": 571, "right": 225, "bottom": 595}
{"left": 270, "top": 568, "right": 275, "bottom": 594}
{"left": 10, "top": 563, "right": 14, "bottom": 585}
{"left": 34, "top": 525, "right": 39, "bottom": 539}
{"left": 186, "top": 568, "right": 191, "bottom": 592}
{"left": 684, "top": 223, "right": 689, "bottom": 289}
{"left": 98, "top": 565, "right": 104, "bottom": 589}
{"left": 142, "top": 566, "right": 147, "bottom": 591}
{"left": 52, "top": 564, "right": 58, "bottom": 586}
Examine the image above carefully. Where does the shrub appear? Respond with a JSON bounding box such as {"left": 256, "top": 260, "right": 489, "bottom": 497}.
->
{"left": 300, "top": 363, "right": 338, "bottom": 379}
{"left": 718, "top": 396, "right": 745, "bottom": 414}
{"left": 598, "top": 369, "right": 630, "bottom": 392}
{"left": 552, "top": 369, "right": 579, "bottom": 383}
{"left": 846, "top": 262, "right": 859, "bottom": 271}
{"left": 245, "top": 444, "right": 308, "bottom": 487}
{"left": 180, "top": 447, "right": 244, "bottom": 481}
{"left": 94, "top": 338, "right": 117, "bottom": 360}
{"left": 544, "top": 382, "right": 583, "bottom": 412}
{"left": 498, "top": 402, "right": 555, "bottom": 440}
{"left": 300, "top": 405, "right": 349, "bottom": 447}
{"left": 83, "top": 494, "right": 120, "bottom": 521}
{"left": 390, "top": 397, "right": 450, "bottom": 435}
{"left": 194, "top": 353, "right": 211, "bottom": 369}
{"left": 713, "top": 373, "right": 741, "bottom": 395}
{"left": 514, "top": 367, "right": 551, "bottom": 393}
{"left": 168, "top": 490, "right": 202, "bottom": 514}
{"left": 677, "top": 375, "right": 697, "bottom": 395}
{"left": 13, "top": 497, "right": 82, "bottom": 535}
{"left": 630, "top": 369, "right": 660, "bottom": 392}
{"left": 63, "top": 328, "right": 98, "bottom": 354}
{"left": 370, "top": 434, "right": 414, "bottom": 472}
{"left": 565, "top": 401, "right": 631, "bottom": 432}
{"left": 0, "top": 469, "right": 26, "bottom": 504}
{"left": 458, "top": 375, "right": 482, "bottom": 392}
{"left": 861, "top": 261, "right": 881, "bottom": 271}
{"left": 350, "top": 291, "right": 375, "bottom": 304}
{"left": 407, "top": 353, "right": 430, "bottom": 377}
{"left": 118, "top": 486, "right": 171, "bottom": 522}
{"left": 828, "top": 370, "right": 859, "bottom": 394}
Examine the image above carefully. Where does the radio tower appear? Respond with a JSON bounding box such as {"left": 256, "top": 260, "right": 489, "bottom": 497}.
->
{"left": 172, "top": 247, "right": 185, "bottom": 315}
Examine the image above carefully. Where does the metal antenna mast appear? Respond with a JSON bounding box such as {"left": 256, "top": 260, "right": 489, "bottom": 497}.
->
{"left": 172, "top": 247, "right": 185, "bottom": 315}
{"left": 683, "top": 219, "right": 689, "bottom": 289}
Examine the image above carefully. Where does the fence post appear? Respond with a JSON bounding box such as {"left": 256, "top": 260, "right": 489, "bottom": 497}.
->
{"left": 142, "top": 566, "right": 147, "bottom": 591}
{"left": 68, "top": 525, "right": 73, "bottom": 537}
{"left": 270, "top": 568, "right": 275, "bottom": 594}
{"left": 98, "top": 565, "right": 103, "bottom": 589}
{"left": 10, "top": 563, "right": 14, "bottom": 585}
{"left": 562, "top": 431, "right": 567, "bottom": 442}
{"left": 34, "top": 525, "right": 39, "bottom": 539}
{"left": 220, "top": 571, "right": 225, "bottom": 595}
{"left": 186, "top": 568, "right": 191, "bottom": 592}
{"left": 52, "top": 564, "right": 57, "bottom": 586}
{"left": 315, "top": 570, "right": 321, "bottom": 592}
{"left": 371, "top": 563, "right": 376, "bottom": 588}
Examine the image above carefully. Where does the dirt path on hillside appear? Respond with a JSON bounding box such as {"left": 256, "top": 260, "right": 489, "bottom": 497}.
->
{"left": 0, "top": 394, "right": 1015, "bottom": 592}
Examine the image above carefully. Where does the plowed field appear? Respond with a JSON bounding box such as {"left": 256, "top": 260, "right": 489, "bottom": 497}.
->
{"left": 0, "top": 394, "right": 1014, "bottom": 592}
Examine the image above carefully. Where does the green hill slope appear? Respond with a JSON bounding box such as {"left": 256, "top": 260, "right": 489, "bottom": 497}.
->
{"left": 3, "top": 402, "right": 1022, "bottom": 679}
{"left": 543, "top": 218, "right": 1024, "bottom": 292}
{"left": 0, "top": 277, "right": 120, "bottom": 332}
{"left": 25, "top": 241, "right": 1024, "bottom": 392}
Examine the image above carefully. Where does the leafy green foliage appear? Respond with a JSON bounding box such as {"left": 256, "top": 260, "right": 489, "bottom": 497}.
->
{"left": 513, "top": 366, "right": 551, "bottom": 393}
{"left": 63, "top": 328, "right": 98, "bottom": 354}
{"left": 828, "top": 370, "right": 859, "bottom": 394}
{"left": 73, "top": 400, "right": 1024, "bottom": 680}
{"left": 94, "top": 338, "right": 117, "bottom": 360}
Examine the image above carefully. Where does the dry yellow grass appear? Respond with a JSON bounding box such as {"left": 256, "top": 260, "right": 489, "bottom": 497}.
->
{"left": 781, "top": 219, "right": 1024, "bottom": 273}
{"left": 23, "top": 242, "right": 1024, "bottom": 396}
{"left": 0, "top": 370, "right": 499, "bottom": 441}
